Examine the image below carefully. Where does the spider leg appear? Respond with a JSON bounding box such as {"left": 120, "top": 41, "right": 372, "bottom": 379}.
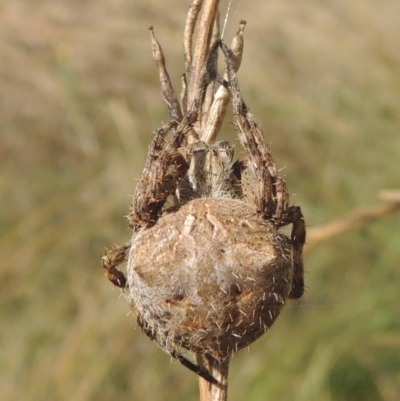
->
{"left": 127, "top": 121, "right": 183, "bottom": 229}
{"left": 128, "top": 41, "right": 220, "bottom": 230}
{"left": 220, "top": 41, "right": 305, "bottom": 299}
{"left": 171, "top": 351, "right": 218, "bottom": 384}
{"left": 101, "top": 244, "right": 130, "bottom": 288}
{"left": 220, "top": 42, "right": 288, "bottom": 224}
{"left": 136, "top": 315, "right": 217, "bottom": 383}
{"left": 287, "top": 206, "right": 306, "bottom": 299}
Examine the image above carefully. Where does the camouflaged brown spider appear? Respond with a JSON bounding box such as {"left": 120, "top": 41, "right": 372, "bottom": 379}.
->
{"left": 102, "top": 25, "right": 305, "bottom": 385}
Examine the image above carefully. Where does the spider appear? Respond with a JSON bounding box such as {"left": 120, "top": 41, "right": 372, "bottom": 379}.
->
{"left": 102, "top": 35, "right": 305, "bottom": 384}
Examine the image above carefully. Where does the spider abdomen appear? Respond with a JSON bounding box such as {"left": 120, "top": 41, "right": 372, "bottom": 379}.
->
{"left": 126, "top": 198, "right": 294, "bottom": 361}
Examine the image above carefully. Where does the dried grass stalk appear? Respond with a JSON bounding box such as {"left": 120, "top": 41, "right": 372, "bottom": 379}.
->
{"left": 200, "top": 20, "right": 246, "bottom": 143}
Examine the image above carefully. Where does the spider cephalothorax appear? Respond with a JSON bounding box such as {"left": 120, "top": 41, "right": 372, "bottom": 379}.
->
{"left": 102, "top": 24, "right": 305, "bottom": 383}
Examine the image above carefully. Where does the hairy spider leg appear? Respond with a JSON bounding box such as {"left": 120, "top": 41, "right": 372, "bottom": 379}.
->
{"left": 128, "top": 42, "right": 221, "bottom": 230}
{"left": 220, "top": 41, "right": 289, "bottom": 224}
{"left": 220, "top": 41, "right": 305, "bottom": 298}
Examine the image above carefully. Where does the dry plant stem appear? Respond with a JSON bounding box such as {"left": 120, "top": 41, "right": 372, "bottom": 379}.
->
{"left": 197, "top": 355, "right": 229, "bottom": 401}
{"left": 201, "top": 20, "right": 246, "bottom": 143}
{"left": 201, "top": 15, "right": 220, "bottom": 128}
{"left": 307, "top": 199, "right": 400, "bottom": 251}
{"left": 187, "top": 0, "right": 220, "bottom": 107}
{"left": 188, "top": 2, "right": 228, "bottom": 398}
{"left": 186, "top": 4, "right": 227, "bottom": 396}
{"left": 184, "top": 0, "right": 204, "bottom": 73}
{"left": 379, "top": 189, "right": 400, "bottom": 202}
{"left": 183, "top": 0, "right": 208, "bottom": 144}
{"left": 181, "top": 74, "right": 188, "bottom": 115}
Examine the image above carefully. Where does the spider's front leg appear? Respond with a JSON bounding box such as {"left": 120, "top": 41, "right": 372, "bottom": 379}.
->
{"left": 220, "top": 42, "right": 288, "bottom": 224}
{"left": 128, "top": 41, "right": 221, "bottom": 230}
{"left": 102, "top": 121, "right": 187, "bottom": 288}
{"left": 127, "top": 121, "right": 189, "bottom": 230}
{"left": 221, "top": 42, "right": 305, "bottom": 299}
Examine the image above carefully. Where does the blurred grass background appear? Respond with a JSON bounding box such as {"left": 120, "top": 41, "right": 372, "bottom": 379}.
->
{"left": 1, "top": 0, "right": 399, "bottom": 400}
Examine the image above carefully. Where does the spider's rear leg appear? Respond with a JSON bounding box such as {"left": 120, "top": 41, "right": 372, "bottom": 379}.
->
{"left": 137, "top": 315, "right": 218, "bottom": 384}
{"left": 171, "top": 351, "right": 218, "bottom": 384}
{"left": 286, "top": 206, "right": 306, "bottom": 299}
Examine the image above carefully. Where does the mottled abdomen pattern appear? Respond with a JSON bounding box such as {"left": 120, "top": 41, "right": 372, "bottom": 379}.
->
{"left": 126, "top": 198, "right": 294, "bottom": 361}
